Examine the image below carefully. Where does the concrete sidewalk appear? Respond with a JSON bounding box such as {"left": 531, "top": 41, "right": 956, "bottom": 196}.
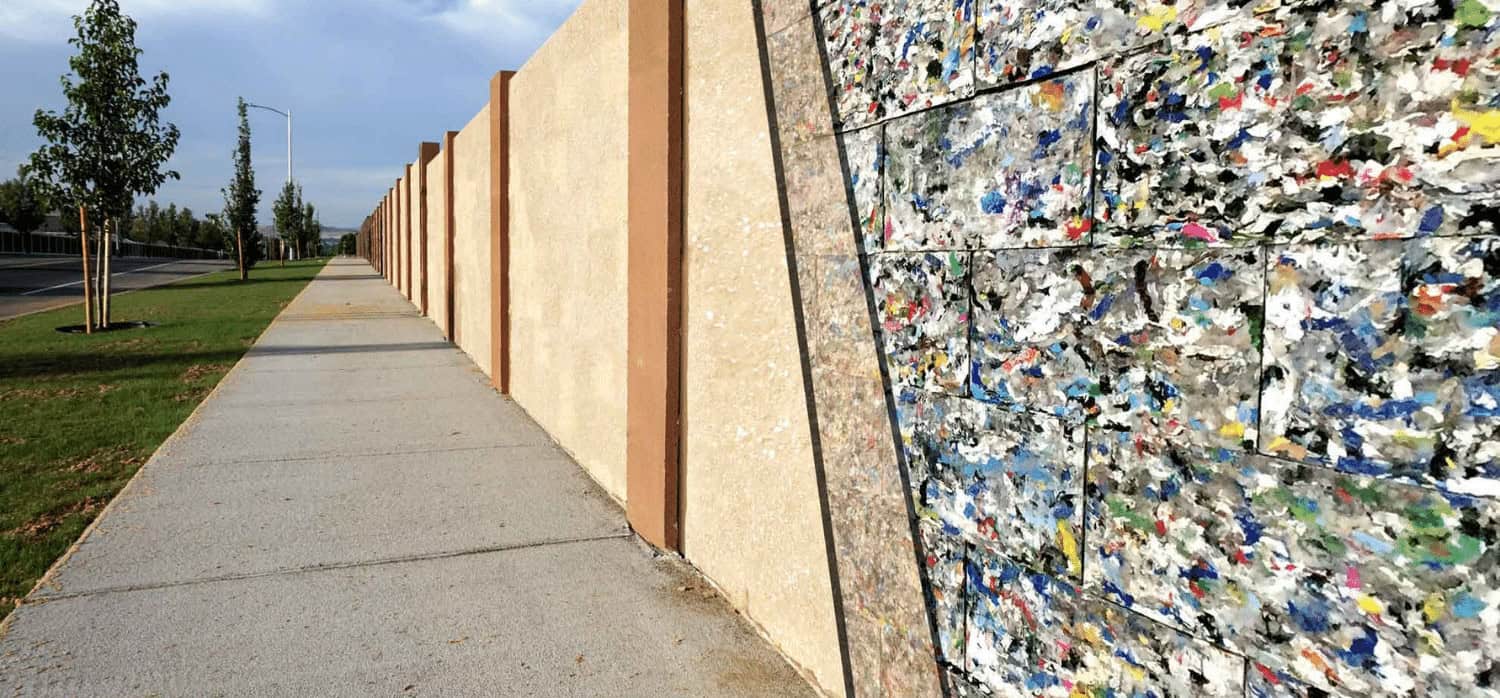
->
{"left": 0, "top": 258, "right": 816, "bottom": 696}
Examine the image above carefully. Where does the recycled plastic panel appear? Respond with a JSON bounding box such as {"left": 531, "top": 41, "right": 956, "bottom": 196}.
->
{"left": 907, "top": 396, "right": 1086, "bottom": 580}
{"left": 1261, "top": 237, "right": 1500, "bottom": 496}
{"left": 974, "top": 0, "right": 1233, "bottom": 87}
{"left": 873, "top": 0, "right": 977, "bottom": 118}
{"left": 1088, "top": 438, "right": 1500, "bottom": 696}
{"left": 871, "top": 251, "right": 972, "bottom": 396}
{"left": 964, "top": 545, "right": 1083, "bottom": 691}
{"left": 965, "top": 545, "right": 1244, "bottom": 697}
{"left": 970, "top": 247, "right": 1099, "bottom": 421}
{"left": 820, "top": 0, "right": 877, "bottom": 129}
{"left": 765, "top": 0, "right": 1500, "bottom": 695}
{"left": 841, "top": 125, "right": 884, "bottom": 252}
{"left": 1096, "top": 10, "right": 1500, "bottom": 248}
{"left": 883, "top": 73, "right": 1095, "bottom": 251}
{"left": 1091, "top": 246, "right": 1264, "bottom": 455}
{"left": 1070, "top": 599, "right": 1245, "bottom": 697}
{"left": 919, "top": 520, "right": 968, "bottom": 666}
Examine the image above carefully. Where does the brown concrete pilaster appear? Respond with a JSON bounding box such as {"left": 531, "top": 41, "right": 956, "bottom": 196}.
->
{"left": 404, "top": 165, "right": 414, "bottom": 301}
{"left": 624, "top": 0, "right": 684, "bottom": 552}
{"left": 394, "top": 182, "right": 401, "bottom": 288}
{"left": 418, "top": 142, "right": 440, "bottom": 315}
{"left": 489, "top": 71, "right": 515, "bottom": 394}
{"left": 444, "top": 130, "right": 458, "bottom": 342}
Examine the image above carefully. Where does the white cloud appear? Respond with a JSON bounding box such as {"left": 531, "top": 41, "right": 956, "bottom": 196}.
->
{"left": 0, "top": 0, "right": 271, "bottom": 42}
{"left": 427, "top": 0, "right": 581, "bottom": 45}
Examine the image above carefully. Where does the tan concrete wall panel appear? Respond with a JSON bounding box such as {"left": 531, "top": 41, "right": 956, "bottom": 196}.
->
{"left": 508, "top": 0, "right": 630, "bottom": 502}
{"left": 680, "top": 1, "right": 842, "bottom": 693}
{"left": 426, "top": 154, "right": 448, "bottom": 335}
{"left": 453, "top": 105, "right": 493, "bottom": 375}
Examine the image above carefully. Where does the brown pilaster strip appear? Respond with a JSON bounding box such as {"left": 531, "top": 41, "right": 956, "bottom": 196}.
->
{"left": 418, "top": 142, "right": 440, "bottom": 315}
{"left": 444, "top": 130, "right": 458, "bottom": 342}
{"left": 393, "top": 184, "right": 399, "bottom": 285}
{"left": 404, "top": 164, "right": 413, "bottom": 301}
{"left": 489, "top": 71, "right": 515, "bottom": 393}
{"left": 624, "top": 0, "right": 684, "bottom": 552}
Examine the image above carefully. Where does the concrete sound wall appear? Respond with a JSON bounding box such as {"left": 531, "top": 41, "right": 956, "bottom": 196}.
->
{"left": 507, "top": 0, "right": 631, "bottom": 502}
{"left": 451, "top": 105, "right": 492, "bottom": 375}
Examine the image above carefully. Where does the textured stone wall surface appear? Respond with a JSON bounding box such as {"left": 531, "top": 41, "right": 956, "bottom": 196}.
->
{"left": 765, "top": 0, "right": 1500, "bottom": 695}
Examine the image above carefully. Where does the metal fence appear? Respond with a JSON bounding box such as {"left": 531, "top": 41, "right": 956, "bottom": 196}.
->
{"left": 0, "top": 230, "right": 224, "bottom": 259}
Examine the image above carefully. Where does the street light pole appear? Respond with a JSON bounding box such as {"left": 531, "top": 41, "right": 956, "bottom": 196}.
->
{"left": 247, "top": 102, "right": 292, "bottom": 259}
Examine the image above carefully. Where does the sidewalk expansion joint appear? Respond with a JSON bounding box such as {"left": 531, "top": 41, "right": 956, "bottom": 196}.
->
{"left": 167, "top": 442, "right": 560, "bottom": 468}
{"left": 25, "top": 533, "right": 633, "bottom": 605}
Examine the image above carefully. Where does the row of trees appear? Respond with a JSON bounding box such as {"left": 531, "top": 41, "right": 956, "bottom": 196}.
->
{"left": 128, "top": 201, "right": 233, "bottom": 251}
{"left": 16, "top": 0, "right": 326, "bottom": 329}
{"left": 272, "top": 181, "right": 322, "bottom": 261}
{"left": 0, "top": 171, "right": 51, "bottom": 253}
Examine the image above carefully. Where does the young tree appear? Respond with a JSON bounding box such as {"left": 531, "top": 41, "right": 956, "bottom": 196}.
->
{"left": 222, "top": 98, "right": 260, "bottom": 280}
{"left": 300, "top": 201, "right": 321, "bottom": 259}
{"left": 25, "top": 0, "right": 180, "bottom": 331}
{"left": 163, "top": 202, "right": 180, "bottom": 246}
{"left": 0, "top": 169, "right": 48, "bottom": 254}
{"left": 177, "top": 206, "right": 199, "bottom": 251}
{"left": 271, "top": 180, "right": 301, "bottom": 266}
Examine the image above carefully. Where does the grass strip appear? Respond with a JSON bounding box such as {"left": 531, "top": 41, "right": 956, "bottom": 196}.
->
{"left": 0, "top": 258, "right": 328, "bottom": 616}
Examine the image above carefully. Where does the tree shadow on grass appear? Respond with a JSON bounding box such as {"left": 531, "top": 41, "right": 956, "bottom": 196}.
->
{"left": 0, "top": 348, "right": 251, "bottom": 382}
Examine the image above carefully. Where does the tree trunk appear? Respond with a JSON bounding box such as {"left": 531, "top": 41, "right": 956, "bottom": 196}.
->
{"left": 78, "top": 206, "right": 94, "bottom": 334}
{"left": 236, "top": 227, "right": 247, "bottom": 281}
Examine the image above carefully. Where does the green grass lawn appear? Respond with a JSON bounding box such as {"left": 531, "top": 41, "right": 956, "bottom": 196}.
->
{"left": 0, "top": 258, "right": 328, "bottom": 615}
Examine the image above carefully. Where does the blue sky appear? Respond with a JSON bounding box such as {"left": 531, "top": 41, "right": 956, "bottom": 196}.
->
{"left": 0, "top": 0, "right": 582, "bottom": 229}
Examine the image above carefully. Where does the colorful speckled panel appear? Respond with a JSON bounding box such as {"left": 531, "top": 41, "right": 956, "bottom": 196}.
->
{"left": 873, "top": 0, "right": 977, "bottom": 117}
{"left": 872, "top": 251, "right": 971, "bottom": 396}
{"left": 1262, "top": 237, "right": 1500, "bottom": 495}
{"left": 975, "top": 0, "right": 1230, "bottom": 87}
{"left": 883, "top": 73, "right": 1095, "bottom": 251}
{"left": 970, "top": 247, "right": 1099, "bottom": 421}
{"left": 761, "top": 0, "right": 1500, "bottom": 694}
{"left": 820, "top": 0, "right": 877, "bottom": 129}
{"left": 1071, "top": 600, "right": 1246, "bottom": 697}
{"left": 1092, "top": 247, "right": 1264, "bottom": 454}
{"left": 841, "top": 125, "right": 885, "bottom": 252}
{"left": 1088, "top": 440, "right": 1500, "bottom": 697}
{"left": 964, "top": 545, "right": 1083, "bottom": 691}
{"left": 908, "top": 396, "right": 1086, "bottom": 579}
{"left": 919, "top": 521, "right": 968, "bottom": 666}
{"left": 1096, "top": 10, "right": 1500, "bottom": 247}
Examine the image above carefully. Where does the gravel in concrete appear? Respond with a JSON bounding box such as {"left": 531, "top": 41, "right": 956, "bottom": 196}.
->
{"left": 0, "top": 258, "right": 817, "bottom": 697}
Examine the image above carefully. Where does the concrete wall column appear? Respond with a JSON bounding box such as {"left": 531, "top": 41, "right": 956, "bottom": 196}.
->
{"left": 625, "top": 0, "right": 684, "bottom": 551}
{"left": 489, "top": 71, "right": 515, "bottom": 394}
{"left": 404, "top": 165, "right": 414, "bottom": 300}
{"left": 418, "top": 142, "right": 440, "bottom": 315}
{"left": 444, "top": 129, "right": 459, "bottom": 342}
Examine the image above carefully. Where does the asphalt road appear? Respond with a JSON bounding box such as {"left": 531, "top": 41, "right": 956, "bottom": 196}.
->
{"left": 0, "top": 254, "right": 233, "bottom": 321}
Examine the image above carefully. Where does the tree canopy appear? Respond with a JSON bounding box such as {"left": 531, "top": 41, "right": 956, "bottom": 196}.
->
{"left": 25, "top": 0, "right": 179, "bottom": 223}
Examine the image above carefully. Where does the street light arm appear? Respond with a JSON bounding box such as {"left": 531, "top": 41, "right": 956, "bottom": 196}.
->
{"left": 246, "top": 103, "right": 288, "bottom": 118}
